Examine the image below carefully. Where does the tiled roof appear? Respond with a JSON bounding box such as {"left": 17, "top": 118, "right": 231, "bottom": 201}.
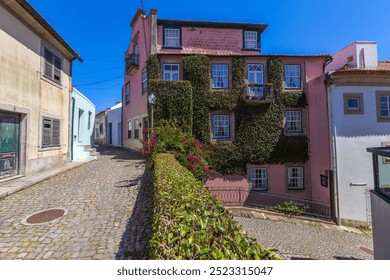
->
{"left": 332, "top": 61, "right": 390, "bottom": 75}
{"left": 378, "top": 61, "right": 390, "bottom": 70}
{"left": 157, "top": 47, "right": 330, "bottom": 58}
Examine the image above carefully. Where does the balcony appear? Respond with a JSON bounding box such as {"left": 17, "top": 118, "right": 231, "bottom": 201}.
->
{"left": 244, "top": 83, "right": 274, "bottom": 104}
{"left": 125, "top": 54, "right": 139, "bottom": 75}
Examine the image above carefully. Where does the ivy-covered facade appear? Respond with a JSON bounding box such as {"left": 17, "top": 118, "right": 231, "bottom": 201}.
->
{"left": 123, "top": 8, "right": 331, "bottom": 204}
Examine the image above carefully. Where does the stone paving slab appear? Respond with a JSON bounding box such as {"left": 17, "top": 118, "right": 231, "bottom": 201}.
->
{"left": 234, "top": 216, "right": 374, "bottom": 260}
{"left": 0, "top": 146, "right": 146, "bottom": 260}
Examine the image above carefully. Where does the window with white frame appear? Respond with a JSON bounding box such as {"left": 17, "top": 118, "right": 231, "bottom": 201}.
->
{"left": 142, "top": 67, "right": 148, "bottom": 93}
{"left": 377, "top": 93, "right": 390, "bottom": 121}
{"left": 287, "top": 166, "right": 304, "bottom": 190}
{"left": 162, "top": 64, "right": 180, "bottom": 80}
{"left": 127, "top": 121, "right": 132, "bottom": 139}
{"left": 134, "top": 118, "right": 140, "bottom": 139}
{"left": 164, "top": 28, "right": 181, "bottom": 47}
{"left": 41, "top": 117, "right": 60, "bottom": 148}
{"left": 285, "top": 110, "right": 302, "bottom": 133}
{"left": 247, "top": 64, "right": 264, "bottom": 85}
{"left": 249, "top": 167, "right": 268, "bottom": 191}
{"left": 344, "top": 93, "right": 363, "bottom": 114}
{"left": 244, "top": 31, "right": 259, "bottom": 49}
{"left": 284, "top": 65, "right": 301, "bottom": 89}
{"left": 212, "top": 64, "right": 229, "bottom": 89}
{"left": 212, "top": 113, "right": 231, "bottom": 139}
{"left": 125, "top": 82, "right": 130, "bottom": 104}
{"left": 43, "top": 47, "right": 62, "bottom": 84}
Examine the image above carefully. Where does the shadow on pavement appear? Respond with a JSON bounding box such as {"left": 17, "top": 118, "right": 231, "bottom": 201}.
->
{"left": 96, "top": 145, "right": 145, "bottom": 161}
{"left": 115, "top": 167, "right": 154, "bottom": 260}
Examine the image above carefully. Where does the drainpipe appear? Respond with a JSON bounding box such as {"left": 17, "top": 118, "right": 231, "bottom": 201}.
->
{"left": 327, "top": 81, "right": 341, "bottom": 225}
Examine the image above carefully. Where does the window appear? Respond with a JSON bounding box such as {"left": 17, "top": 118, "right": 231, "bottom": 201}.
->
{"left": 41, "top": 117, "right": 60, "bottom": 148}
{"left": 343, "top": 93, "right": 364, "bottom": 114}
{"left": 284, "top": 65, "right": 301, "bottom": 89}
{"left": 243, "top": 31, "right": 259, "bottom": 49}
{"left": 134, "top": 118, "right": 140, "bottom": 139}
{"left": 125, "top": 82, "right": 130, "bottom": 104}
{"left": 133, "top": 44, "right": 139, "bottom": 65}
{"left": 162, "top": 64, "right": 180, "bottom": 80}
{"left": 164, "top": 28, "right": 181, "bottom": 47}
{"left": 88, "top": 111, "right": 92, "bottom": 130}
{"left": 212, "top": 64, "right": 229, "bottom": 89}
{"left": 43, "top": 47, "right": 62, "bottom": 84}
{"left": 285, "top": 110, "right": 302, "bottom": 133}
{"left": 127, "top": 121, "right": 132, "bottom": 139}
{"left": 377, "top": 92, "right": 390, "bottom": 122}
{"left": 287, "top": 167, "right": 304, "bottom": 190}
{"left": 247, "top": 64, "right": 264, "bottom": 98}
{"left": 142, "top": 67, "right": 148, "bottom": 93}
{"left": 249, "top": 167, "right": 268, "bottom": 191}
{"left": 212, "top": 113, "right": 231, "bottom": 139}
{"left": 99, "top": 123, "right": 103, "bottom": 134}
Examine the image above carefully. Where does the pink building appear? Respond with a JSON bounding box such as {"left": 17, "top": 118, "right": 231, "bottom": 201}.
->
{"left": 123, "top": 9, "right": 331, "bottom": 217}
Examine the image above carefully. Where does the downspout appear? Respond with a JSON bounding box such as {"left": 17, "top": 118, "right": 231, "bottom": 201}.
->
{"left": 71, "top": 97, "right": 75, "bottom": 161}
{"left": 327, "top": 80, "right": 341, "bottom": 225}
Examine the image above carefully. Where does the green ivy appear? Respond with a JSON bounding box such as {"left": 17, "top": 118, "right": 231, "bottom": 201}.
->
{"left": 148, "top": 55, "right": 309, "bottom": 174}
{"left": 183, "top": 55, "right": 211, "bottom": 142}
{"left": 147, "top": 54, "right": 160, "bottom": 80}
{"left": 148, "top": 80, "right": 193, "bottom": 132}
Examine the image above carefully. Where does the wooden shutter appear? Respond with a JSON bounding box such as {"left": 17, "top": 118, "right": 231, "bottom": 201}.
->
{"left": 42, "top": 118, "right": 52, "bottom": 147}
{"left": 52, "top": 119, "right": 60, "bottom": 146}
{"left": 53, "top": 56, "right": 62, "bottom": 83}
{"left": 44, "top": 48, "right": 53, "bottom": 79}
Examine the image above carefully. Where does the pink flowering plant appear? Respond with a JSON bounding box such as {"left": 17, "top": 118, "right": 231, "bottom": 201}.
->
{"left": 142, "top": 120, "right": 210, "bottom": 181}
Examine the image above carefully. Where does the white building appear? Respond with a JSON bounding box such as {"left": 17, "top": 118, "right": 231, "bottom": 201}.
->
{"left": 326, "top": 42, "right": 390, "bottom": 226}
{"left": 106, "top": 102, "right": 122, "bottom": 147}
{"left": 71, "top": 88, "right": 98, "bottom": 161}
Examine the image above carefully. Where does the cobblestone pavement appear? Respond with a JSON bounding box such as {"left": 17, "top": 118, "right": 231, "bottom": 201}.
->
{"left": 235, "top": 216, "right": 374, "bottom": 260}
{"left": 0, "top": 146, "right": 148, "bottom": 260}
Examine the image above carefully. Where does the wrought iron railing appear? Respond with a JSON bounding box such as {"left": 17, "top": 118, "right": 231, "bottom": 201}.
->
{"left": 207, "top": 185, "right": 331, "bottom": 220}
{"left": 245, "top": 84, "right": 274, "bottom": 101}
{"left": 125, "top": 54, "right": 139, "bottom": 74}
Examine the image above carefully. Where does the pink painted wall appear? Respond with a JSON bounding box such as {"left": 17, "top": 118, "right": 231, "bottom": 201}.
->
{"left": 305, "top": 59, "right": 331, "bottom": 203}
{"left": 157, "top": 25, "right": 260, "bottom": 56}
{"left": 122, "top": 10, "right": 153, "bottom": 148}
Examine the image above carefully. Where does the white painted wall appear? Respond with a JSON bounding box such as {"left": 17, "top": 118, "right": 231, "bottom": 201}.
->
{"left": 106, "top": 102, "right": 122, "bottom": 147}
{"left": 0, "top": 4, "right": 72, "bottom": 175}
{"left": 71, "top": 88, "right": 96, "bottom": 160}
{"left": 329, "top": 85, "right": 390, "bottom": 225}
{"left": 326, "top": 42, "right": 378, "bottom": 72}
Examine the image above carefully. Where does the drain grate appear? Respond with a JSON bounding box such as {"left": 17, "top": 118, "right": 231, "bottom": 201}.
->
{"left": 22, "top": 208, "right": 66, "bottom": 225}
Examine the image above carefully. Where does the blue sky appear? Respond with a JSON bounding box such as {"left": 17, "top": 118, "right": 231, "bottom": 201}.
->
{"left": 28, "top": 0, "right": 390, "bottom": 112}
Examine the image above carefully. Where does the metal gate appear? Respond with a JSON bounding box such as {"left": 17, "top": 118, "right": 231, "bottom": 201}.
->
{"left": 0, "top": 112, "right": 20, "bottom": 178}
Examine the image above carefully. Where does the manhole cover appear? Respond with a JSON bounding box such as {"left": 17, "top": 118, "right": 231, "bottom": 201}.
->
{"left": 22, "top": 208, "right": 67, "bottom": 225}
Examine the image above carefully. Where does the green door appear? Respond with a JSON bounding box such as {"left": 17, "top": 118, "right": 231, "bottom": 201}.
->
{"left": 0, "top": 112, "right": 20, "bottom": 178}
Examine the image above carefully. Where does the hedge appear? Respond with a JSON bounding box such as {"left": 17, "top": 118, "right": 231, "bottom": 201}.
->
{"left": 149, "top": 153, "right": 280, "bottom": 260}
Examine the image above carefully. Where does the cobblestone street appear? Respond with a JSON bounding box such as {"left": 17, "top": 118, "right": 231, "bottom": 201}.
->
{"left": 235, "top": 216, "right": 374, "bottom": 260}
{"left": 0, "top": 146, "right": 148, "bottom": 260}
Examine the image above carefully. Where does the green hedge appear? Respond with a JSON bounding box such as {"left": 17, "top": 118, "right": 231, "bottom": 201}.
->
{"left": 150, "top": 153, "right": 280, "bottom": 260}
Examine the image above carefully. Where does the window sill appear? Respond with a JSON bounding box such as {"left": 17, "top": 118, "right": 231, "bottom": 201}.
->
{"left": 162, "top": 46, "right": 183, "bottom": 49}
{"left": 38, "top": 146, "right": 61, "bottom": 152}
{"left": 41, "top": 76, "right": 63, "bottom": 90}
{"left": 287, "top": 188, "right": 305, "bottom": 192}
{"left": 285, "top": 131, "right": 304, "bottom": 136}
{"left": 211, "top": 138, "right": 234, "bottom": 142}
{"left": 284, "top": 87, "right": 302, "bottom": 91}
{"left": 241, "top": 48, "right": 260, "bottom": 51}
{"left": 250, "top": 189, "right": 269, "bottom": 192}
